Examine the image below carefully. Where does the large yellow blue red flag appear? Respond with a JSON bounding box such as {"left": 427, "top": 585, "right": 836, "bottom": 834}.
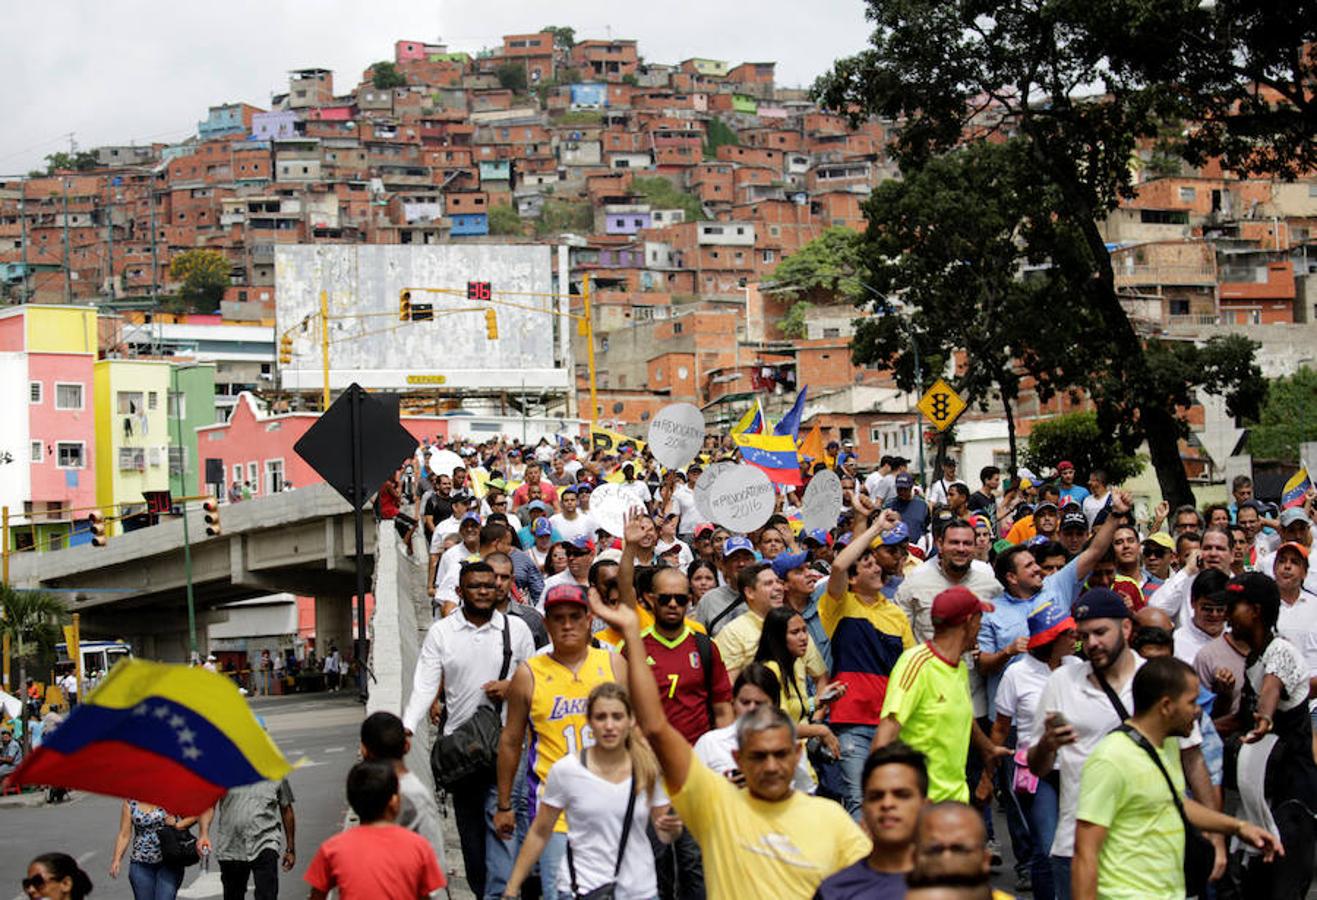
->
{"left": 730, "top": 403, "right": 766, "bottom": 436}
{"left": 733, "top": 432, "right": 803, "bottom": 486}
{"left": 9, "top": 659, "right": 291, "bottom": 815}
{"left": 1282, "top": 468, "right": 1312, "bottom": 509}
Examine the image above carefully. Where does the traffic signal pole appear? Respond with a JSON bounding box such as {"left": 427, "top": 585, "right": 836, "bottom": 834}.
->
{"left": 320, "top": 290, "right": 331, "bottom": 410}
{"left": 172, "top": 368, "right": 198, "bottom": 663}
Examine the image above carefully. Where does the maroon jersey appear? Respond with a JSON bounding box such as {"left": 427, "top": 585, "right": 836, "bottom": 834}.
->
{"left": 640, "top": 626, "right": 732, "bottom": 744}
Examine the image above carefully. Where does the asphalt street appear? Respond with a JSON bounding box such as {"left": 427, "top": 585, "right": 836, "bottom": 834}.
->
{"left": 0, "top": 691, "right": 365, "bottom": 900}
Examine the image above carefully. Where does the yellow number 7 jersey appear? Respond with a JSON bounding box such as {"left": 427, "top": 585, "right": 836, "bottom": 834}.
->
{"left": 525, "top": 647, "right": 616, "bottom": 832}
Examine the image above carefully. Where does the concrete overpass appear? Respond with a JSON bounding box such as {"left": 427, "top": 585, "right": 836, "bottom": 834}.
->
{"left": 9, "top": 484, "right": 376, "bottom": 659}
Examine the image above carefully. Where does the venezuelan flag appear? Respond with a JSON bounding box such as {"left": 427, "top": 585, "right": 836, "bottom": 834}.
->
{"left": 734, "top": 432, "right": 803, "bottom": 486}
{"left": 9, "top": 660, "right": 291, "bottom": 815}
{"left": 730, "top": 404, "right": 765, "bottom": 436}
{"left": 1282, "top": 468, "right": 1312, "bottom": 509}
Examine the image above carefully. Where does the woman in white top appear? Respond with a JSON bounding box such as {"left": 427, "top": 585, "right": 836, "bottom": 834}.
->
{"left": 504, "top": 682, "right": 680, "bottom": 900}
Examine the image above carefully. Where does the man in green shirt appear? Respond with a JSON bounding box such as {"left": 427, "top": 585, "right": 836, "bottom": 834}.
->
{"left": 1073, "top": 656, "right": 1280, "bottom": 900}
{"left": 872, "top": 586, "right": 1007, "bottom": 802}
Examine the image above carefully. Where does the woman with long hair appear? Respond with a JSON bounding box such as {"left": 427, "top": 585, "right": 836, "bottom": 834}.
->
{"left": 754, "top": 607, "right": 841, "bottom": 762}
{"left": 686, "top": 559, "right": 719, "bottom": 607}
{"left": 22, "top": 853, "right": 93, "bottom": 900}
{"left": 110, "top": 800, "right": 198, "bottom": 900}
{"left": 505, "top": 682, "right": 681, "bottom": 899}
{"left": 543, "top": 541, "right": 569, "bottom": 578}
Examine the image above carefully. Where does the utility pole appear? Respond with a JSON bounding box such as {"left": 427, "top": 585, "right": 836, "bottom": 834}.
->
{"left": 104, "top": 181, "right": 114, "bottom": 299}
{"left": 171, "top": 368, "right": 199, "bottom": 662}
{"left": 18, "top": 183, "right": 27, "bottom": 303}
{"left": 62, "top": 177, "right": 72, "bottom": 303}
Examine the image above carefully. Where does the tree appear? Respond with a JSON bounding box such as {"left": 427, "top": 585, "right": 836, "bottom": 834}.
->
{"left": 169, "top": 249, "right": 229, "bottom": 309}
{"left": 629, "top": 177, "right": 703, "bottom": 222}
{"left": 1023, "top": 412, "right": 1147, "bottom": 486}
{"left": 495, "top": 62, "right": 528, "bottom": 94}
{"left": 487, "top": 203, "right": 523, "bottom": 236}
{"left": 702, "top": 118, "right": 739, "bottom": 159}
{"left": 541, "top": 25, "right": 576, "bottom": 49}
{"left": 42, "top": 151, "right": 98, "bottom": 174}
{"left": 813, "top": 0, "right": 1288, "bottom": 507}
{"left": 371, "top": 61, "right": 407, "bottom": 90}
{"left": 764, "top": 226, "right": 869, "bottom": 305}
{"left": 0, "top": 585, "right": 67, "bottom": 695}
{"left": 1247, "top": 367, "right": 1317, "bottom": 462}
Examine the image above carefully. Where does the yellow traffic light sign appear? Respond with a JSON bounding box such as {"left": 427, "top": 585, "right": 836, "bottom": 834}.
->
{"left": 485, "top": 308, "right": 499, "bottom": 340}
{"left": 278, "top": 334, "right": 293, "bottom": 364}
{"left": 399, "top": 290, "right": 412, "bottom": 322}
{"left": 88, "top": 511, "right": 107, "bottom": 547}
{"left": 917, "top": 378, "right": 967, "bottom": 432}
{"left": 203, "top": 499, "right": 222, "bottom": 537}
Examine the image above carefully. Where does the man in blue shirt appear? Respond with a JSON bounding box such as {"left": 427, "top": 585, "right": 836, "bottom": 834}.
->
{"left": 884, "top": 472, "right": 930, "bottom": 540}
{"left": 1055, "top": 460, "right": 1090, "bottom": 506}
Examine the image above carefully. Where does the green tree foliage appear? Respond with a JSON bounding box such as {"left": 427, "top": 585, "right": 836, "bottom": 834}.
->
{"left": 371, "top": 61, "right": 407, "bottom": 90}
{"left": 0, "top": 585, "right": 67, "bottom": 689}
{"left": 169, "top": 249, "right": 230, "bottom": 308}
{"left": 779, "top": 301, "right": 813, "bottom": 339}
{"left": 1247, "top": 367, "right": 1317, "bottom": 462}
{"left": 534, "top": 199, "right": 594, "bottom": 238}
{"left": 813, "top": 0, "right": 1289, "bottom": 507}
{"left": 42, "top": 151, "right": 98, "bottom": 174}
{"left": 629, "top": 177, "right": 703, "bottom": 222}
{"left": 1023, "top": 412, "right": 1146, "bottom": 486}
{"left": 765, "top": 226, "right": 867, "bottom": 304}
{"left": 487, "top": 204, "right": 524, "bottom": 236}
{"left": 541, "top": 25, "right": 577, "bottom": 49}
{"left": 702, "top": 118, "right": 740, "bottom": 159}
{"left": 495, "top": 62, "right": 528, "bottom": 94}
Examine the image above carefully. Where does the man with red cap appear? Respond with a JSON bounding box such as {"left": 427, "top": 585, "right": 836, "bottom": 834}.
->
{"left": 1055, "top": 461, "right": 1090, "bottom": 507}
{"left": 872, "top": 586, "right": 1008, "bottom": 802}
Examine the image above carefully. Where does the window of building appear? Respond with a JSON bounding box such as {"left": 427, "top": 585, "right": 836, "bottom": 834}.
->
{"left": 247, "top": 462, "right": 260, "bottom": 494}
{"left": 118, "top": 447, "right": 145, "bottom": 470}
{"left": 55, "top": 442, "right": 85, "bottom": 470}
{"left": 117, "top": 391, "right": 143, "bottom": 414}
{"left": 672, "top": 322, "right": 683, "bottom": 335}
{"left": 54, "top": 383, "right": 83, "bottom": 410}
{"left": 31, "top": 441, "right": 42, "bottom": 463}
{"left": 167, "top": 391, "right": 185, "bottom": 419}
{"left": 1170, "top": 299, "right": 1190, "bottom": 316}
{"left": 147, "top": 392, "right": 158, "bottom": 411}
{"left": 29, "top": 382, "right": 42, "bottom": 404}
{"left": 1178, "top": 186, "right": 1196, "bottom": 203}
{"left": 823, "top": 327, "right": 841, "bottom": 338}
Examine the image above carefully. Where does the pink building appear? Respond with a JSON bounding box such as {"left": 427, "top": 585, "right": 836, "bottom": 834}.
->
{"left": 195, "top": 392, "right": 449, "bottom": 497}
{"left": 0, "top": 305, "right": 99, "bottom": 551}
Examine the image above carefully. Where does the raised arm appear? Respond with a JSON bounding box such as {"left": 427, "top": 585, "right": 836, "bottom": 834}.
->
{"left": 618, "top": 507, "right": 648, "bottom": 611}
{"left": 826, "top": 510, "right": 898, "bottom": 600}
{"left": 587, "top": 590, "right": 693, "bottom": 793}
{"left": 1073, "top": 489, "right": 1131, "bottom": 582}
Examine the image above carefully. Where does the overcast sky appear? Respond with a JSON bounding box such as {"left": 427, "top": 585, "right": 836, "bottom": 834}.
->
{"left": 1, "top": 1, "right": 874, "bottom": 176}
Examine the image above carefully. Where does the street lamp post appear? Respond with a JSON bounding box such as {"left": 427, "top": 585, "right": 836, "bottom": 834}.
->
{"left": 860, "top": 283, "right": 926, "bottom": 490}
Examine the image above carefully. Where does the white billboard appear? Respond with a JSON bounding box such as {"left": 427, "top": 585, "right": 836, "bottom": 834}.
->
{"left": 275, "top": 244, "right": 569, "bottom": 392}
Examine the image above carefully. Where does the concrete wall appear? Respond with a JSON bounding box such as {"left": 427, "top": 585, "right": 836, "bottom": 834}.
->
{"left": 0, "top": 352, "right": 31, "bottom": 514}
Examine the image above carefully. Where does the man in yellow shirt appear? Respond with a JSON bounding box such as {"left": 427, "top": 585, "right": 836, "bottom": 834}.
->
{"left": 715, "top": 562, "right": 827, "bottom": 685}
{"left": 589, "top": 589, "right": 870, "bottom": 899}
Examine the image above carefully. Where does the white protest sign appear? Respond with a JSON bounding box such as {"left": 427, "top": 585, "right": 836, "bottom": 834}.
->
{"left": 647, "top": 403, "right": 706, "bottom": 470}
{"left": 694, "top": 461, "right": 738, "bottom": 522}
{"left": 801, "top": 469, "right": 843, "bottom": 533}
{"left": 707, "top": 465, "right": 775, "bottom": 533}
{"left": 428, "top": 449, "right": 464, "bottom": 478}
{"left": 587, "top": 482, "right": 633, "bottom": 538}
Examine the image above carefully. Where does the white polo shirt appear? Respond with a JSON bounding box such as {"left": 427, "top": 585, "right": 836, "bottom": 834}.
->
{"left": 1277, "top": 588, "right": 1317, "bottom": 709}
{"left": 1027, "top": 654, "right": 1200, "bottom": 858}
{"left": 401, "top": 609, "right": 535, "bottom": 735}
{"left": 1173, "top": 620, "right": 1218, "bottom": 666}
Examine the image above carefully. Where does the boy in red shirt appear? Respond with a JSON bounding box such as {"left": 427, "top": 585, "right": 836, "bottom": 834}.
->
{"left": 306, "top": 760, "right": 445, "bottom": 900}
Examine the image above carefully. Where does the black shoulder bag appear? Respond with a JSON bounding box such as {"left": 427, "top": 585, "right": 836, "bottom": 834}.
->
{"left": 158, "top": 822, "right": 201, "bottom": 868}
{"left": 567, "top": 748, "right": 640, "bottom": 900}
{"left": 1117, "top": 724, "right": 1215, "bottom": 898}
{"left": 431, "top": 615, "right": 513, "bottom": 790}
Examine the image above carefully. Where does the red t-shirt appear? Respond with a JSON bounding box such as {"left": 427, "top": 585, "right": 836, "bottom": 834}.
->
{"left": 641, "top": 627, "right": 732, "bottom": 744}
{"left": 304, "top": 824, "right": 444, "bottom": 899}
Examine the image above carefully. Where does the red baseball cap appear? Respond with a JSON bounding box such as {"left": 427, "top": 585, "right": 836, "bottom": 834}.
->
{"left": 930, "top": 586, "right": 994, "bottom": 626}
{"left": 543, "top": 584, "right": 589, "bottom": 609}
{"left": 1057, "top": 460, "right": 1075, "bottom": 471}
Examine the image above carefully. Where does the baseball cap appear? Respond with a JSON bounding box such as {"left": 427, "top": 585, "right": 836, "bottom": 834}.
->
{"left": 566, "top": 534, "right": 595, "bottom": 555}
{"left": 1057, "top": 460, "right": 1075, "bottom": 471}
{"left": 1072, "top": 588, "right": 1130, "bottom": 621}
{"left": 1026, "top": 601, "right": 1076, "bottom": 649}
{"left": 450, "top": 491, "right": 474, "bottom": 505}
{"left": 992, "top": 538, "right": 1014, "bottom": 555}
{"left": 485, "top": 478, "right": 508, "bottom": 493}
{"left": 1279, "top": 508, "right": 1311, "bottom": 528}
{"left": 1240, "top": 499, "right": 1267, "bottom": 514}
{"left": 1060, "top": 508, "right": 1089, "bottom": 532}
{"left": 770, "top": 551, "right": 810, "bottom": 579}
{"left": 801, "top": 528, "right": 832, "bottom": 547}
{"left": 930, "top": 586, "right": 994, "bottom": 626}
{"left": 1034, "top": 500, "right": 1059, "bottom": 514}
{"left": 1142, "top": 532, "right": 1175, "bottom": 552}
{"left": 532, "top": 519, "right": 552, "bottom": 537}
{"left": 595, "top": 548, "right": 623, "bottom": 564}
{"left": 693, "top": 523, "right": 716, "bottom": 539}
{"left": 895, "top": 472, "right": 915, "bottom": 489}
{"left": 874, "top": 522, "right": 910, "bottom": 547}
{"left": 460, "top": 511, "right": 481, "bottom": 526}
{"left": 657, "top": 539, "right": 683, "bottom": 556}
{"left": 722, "top": 535, "right": 755, "bottom": 558}
{"left": 524, "top": 500, "right": 550, "bottom": 513}
{"left": 1276, "top": 541, "right": 1310, "bottom": 566}
{"left": 543, "top": 583, "right": 589, "bottom": 609}
{"left": 1225, "top": 571, "right": 1280, "bottom": 608}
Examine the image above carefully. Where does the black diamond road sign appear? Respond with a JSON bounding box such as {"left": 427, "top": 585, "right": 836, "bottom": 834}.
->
{"left": 294, "top": 383, "right": 418, "bottom": 507}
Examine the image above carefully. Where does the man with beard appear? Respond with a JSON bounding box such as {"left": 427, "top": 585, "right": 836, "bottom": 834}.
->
{"left": 1072, "top": 657, "right": 1279, "bottom": 900}
{"left": 897, "top": 520, "right": 1000, "bottom": 644}
{"left": 1027, "top": 590, "right": 1206, "bottom": 900}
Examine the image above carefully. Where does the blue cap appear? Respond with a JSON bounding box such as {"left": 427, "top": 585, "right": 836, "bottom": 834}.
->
{"left": 895, "top": 472, "right": 915, "bottom": 489}
{"left": 837, "top": 531, "right": 853, "bottom": 547}
{"left": 1072, "top": 588, "right": 1131, "bottom": 621}
{"left": 722, "top": 535, "right": 755, "bottom": 558}
{"left": 532, "top": 519, "right": 552, "bottom": 537}
{"left": 567, "top": 534, "right": 595, "bottom": 554}
{"left": 460, "top": 511, "right": 481, "bottom": 525}
{"left": 1027, "top": 534, "right": 1051, "bottom": 547}
{"left": 525, "top": 500, "right": 550, "bottom": 513}
{"left": 801, "top": 528, "right": 832, "bottom": 546}
{"left": 1027, "top": 601, "right": 1076, "bottom": 648}
{"left": 880, "top": 522, "right": 910, "bottom": 546}
{"left": 770, "top": 551, "right": 810, "bottom": 579}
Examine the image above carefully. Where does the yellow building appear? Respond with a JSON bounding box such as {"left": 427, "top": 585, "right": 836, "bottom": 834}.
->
{"left": 93, "top": 359, "right": 175, "bottom": 534}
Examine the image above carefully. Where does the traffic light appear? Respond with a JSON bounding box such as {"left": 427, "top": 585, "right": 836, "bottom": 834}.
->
{"left": 484, "top": 308, "right": 499, "bottom": 340}
{"left": 203, "top": 498, "right": 221, "bottom": 537}
{"left": 88, "top": 511, "right": 107, "bottom": 547}
{"left": 399, "top": 290, "right": 412, "bottom": 322}
{"left": 278, "top": 334, "right": 293, "bottom": 364}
